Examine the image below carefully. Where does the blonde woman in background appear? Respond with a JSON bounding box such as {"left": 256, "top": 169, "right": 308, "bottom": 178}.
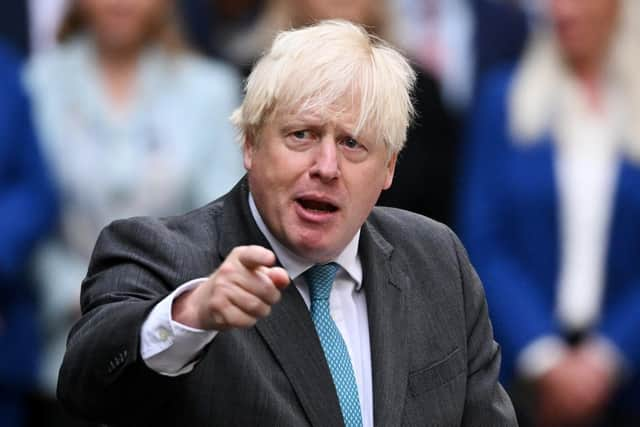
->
{"left": 459, "top": 0, "right": 640, "bottom": 425}
{"left": 24, "top": 1, "right": 243, "bottom": 424}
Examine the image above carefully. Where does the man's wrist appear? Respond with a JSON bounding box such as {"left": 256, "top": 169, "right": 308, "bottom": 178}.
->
{"left": 140, "top": 278, "right": 217, "bottom": 376}
{"left": 171, "top": 287, "right": 201, "bottom": 329}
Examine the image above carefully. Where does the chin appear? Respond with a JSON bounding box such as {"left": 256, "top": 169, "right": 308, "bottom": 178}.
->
{"left": 290, "top": 237, "right": 337, "bottom": 263}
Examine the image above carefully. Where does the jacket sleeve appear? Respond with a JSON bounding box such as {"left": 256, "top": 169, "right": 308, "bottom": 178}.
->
{"left": 597, "top": 165, "right": 640, "bottom": 375}
{"left": 448, "top": 229, "right": 518, "bottom": 426}
{"left": 56, "top": 217, "right": 213, "bottom": 424}
{"left": 599, "top": 277, "right": 640, "bottom": 372}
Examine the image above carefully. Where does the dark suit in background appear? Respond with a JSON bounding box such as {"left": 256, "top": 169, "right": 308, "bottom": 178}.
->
{"left": 377, "top": 68, "right": 458, "bottom": 226}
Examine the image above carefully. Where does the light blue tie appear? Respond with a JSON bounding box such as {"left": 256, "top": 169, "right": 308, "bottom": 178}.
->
{"left": 304, "top": 263, "right": 363, "bottom": 427}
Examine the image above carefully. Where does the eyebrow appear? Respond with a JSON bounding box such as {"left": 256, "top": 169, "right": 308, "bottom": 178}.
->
{"left": 280, "top": 121, "right": 323, "bottom": 134}
{"left": 283, "top": 113, "right": 359, "bottom": 130}
{"left": 280, "top": 112, "right": 324, "bottom": 125}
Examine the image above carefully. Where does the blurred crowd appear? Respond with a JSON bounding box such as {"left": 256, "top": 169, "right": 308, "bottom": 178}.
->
{"left": 1, "top": 0, "right": 638, "bottom": 426}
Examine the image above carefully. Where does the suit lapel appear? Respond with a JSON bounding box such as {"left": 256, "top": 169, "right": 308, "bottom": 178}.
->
{"left": 360, "top": 221, "right": 409, "bottom": 426}
{"left": 217, "top": 178, "right": 344, "bottom": 427}
{"left": 256, "top": 288, "right": 345, "bottom": 427}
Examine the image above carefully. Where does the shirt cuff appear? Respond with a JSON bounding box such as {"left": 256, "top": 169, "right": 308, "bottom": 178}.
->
{"left": 583, "top": 335, "right": 629, "bottom": 382}
{"left": 140, "top": 278, "right": 217, "bottom": 376}
{"left": 516, "top": 335, "right": 570, "bottom": 380}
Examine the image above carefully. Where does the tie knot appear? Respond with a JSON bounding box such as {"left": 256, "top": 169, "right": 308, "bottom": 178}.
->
{"left": 304, "top": 262, "right": 339, "bottom": 301}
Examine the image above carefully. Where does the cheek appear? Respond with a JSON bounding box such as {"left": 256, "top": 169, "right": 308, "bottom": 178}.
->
{"left": 252, "top": 151, "right": 303, "bottom": 203}
{"left": 268, "top": 150, "right": 313, "bottom": 184}
{"left": 346, "top": 168, "right": 388, "bottom": 207}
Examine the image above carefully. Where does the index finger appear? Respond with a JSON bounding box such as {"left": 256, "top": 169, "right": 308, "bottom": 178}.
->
{"left": 233, "top": 245, "right": 277, "bottom": 270}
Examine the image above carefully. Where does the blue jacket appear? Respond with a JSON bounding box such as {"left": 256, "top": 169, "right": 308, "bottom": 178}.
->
{"left": 458, "top": 66, "right": 640, "bottom": 404}
{"left": 0, "top": 41, "right": 57, "bottom": 393}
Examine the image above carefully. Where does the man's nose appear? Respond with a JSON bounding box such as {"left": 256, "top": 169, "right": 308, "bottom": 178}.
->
{"left": 310, "top": 137, "right": 340, "bottom": 182}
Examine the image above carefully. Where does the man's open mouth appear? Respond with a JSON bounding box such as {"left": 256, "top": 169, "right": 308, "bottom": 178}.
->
{"left": 296, "top": 198, "right": 338, "bottom": 213}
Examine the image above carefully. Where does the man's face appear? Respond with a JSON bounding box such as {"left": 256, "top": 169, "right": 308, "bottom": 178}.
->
{"left": 244, "top": 104, "right": 396, "bottom": 263}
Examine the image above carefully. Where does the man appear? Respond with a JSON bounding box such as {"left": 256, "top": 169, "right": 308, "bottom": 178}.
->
{"left": 58, "top": 20, "right": 516, "bottom": 426}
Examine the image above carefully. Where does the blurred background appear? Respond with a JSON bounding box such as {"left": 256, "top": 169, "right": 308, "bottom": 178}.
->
{"left": 1, "top": 1, "right": 638, "bottom": 426}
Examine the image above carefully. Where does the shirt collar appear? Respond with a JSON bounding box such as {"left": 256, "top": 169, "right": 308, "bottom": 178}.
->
{"left": 248, "top": 193, "right": 363, "bottom": 289}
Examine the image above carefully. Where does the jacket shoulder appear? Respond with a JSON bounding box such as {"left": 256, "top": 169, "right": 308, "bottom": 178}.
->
{"left": 368, "top": 206, "right": 457, "bottom": 257}
{"left": 89, "top": 199, "right": 227, "bottom": 282}
{"left": 108, "top": 197, "right": 224, "bottom": 241}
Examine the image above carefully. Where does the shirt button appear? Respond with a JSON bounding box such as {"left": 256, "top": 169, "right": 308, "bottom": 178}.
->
{"left": 157, "top": 327, "right": 170, "bottom": 341}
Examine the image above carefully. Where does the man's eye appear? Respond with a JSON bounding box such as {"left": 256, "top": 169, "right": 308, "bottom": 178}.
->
{"left": 292, "top": 130, "right": 311, "bottom": 140}
{"left": 342, "top": 137, "right": 363, "bottom": 150}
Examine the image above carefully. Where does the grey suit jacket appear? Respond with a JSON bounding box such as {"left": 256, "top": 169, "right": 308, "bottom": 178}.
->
{"left": 58, "top": 178, "right": 517, "bottom": 426}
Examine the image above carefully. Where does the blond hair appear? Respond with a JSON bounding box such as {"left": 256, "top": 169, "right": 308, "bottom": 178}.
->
{"left": 231, "top": 20, "right": 416, "bottom": 156}
{"left": 510, "top": 0, "right": 640, "bottom": 162}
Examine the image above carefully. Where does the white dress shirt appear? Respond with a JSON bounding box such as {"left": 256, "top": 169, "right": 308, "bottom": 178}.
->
{"left": 554, "top": 88, "right": 620, "bottom": 331}
{"left": 140, "top": 194, "right": 374, "bottom": 426}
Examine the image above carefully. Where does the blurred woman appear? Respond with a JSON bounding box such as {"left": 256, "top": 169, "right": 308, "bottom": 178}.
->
{"left": 458, "top": 0, "right": 640, "bottom": 425}
{"left": 24, "top": 0, "right": 243, "bottom": 424}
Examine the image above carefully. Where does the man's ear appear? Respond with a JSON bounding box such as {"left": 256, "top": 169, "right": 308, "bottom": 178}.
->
{"left": 243, "top": 136, "right": 254, "bottom": 171}
{"left": 383, "top": 153, "right": 398, "bottom": 190}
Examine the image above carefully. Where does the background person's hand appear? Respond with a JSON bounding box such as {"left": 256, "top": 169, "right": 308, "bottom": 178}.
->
{"left": 171, "top": 245, "right": 290, "bottom": 330}
{"left": 535, "top": 347, "right": 616, "bottom": 427}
